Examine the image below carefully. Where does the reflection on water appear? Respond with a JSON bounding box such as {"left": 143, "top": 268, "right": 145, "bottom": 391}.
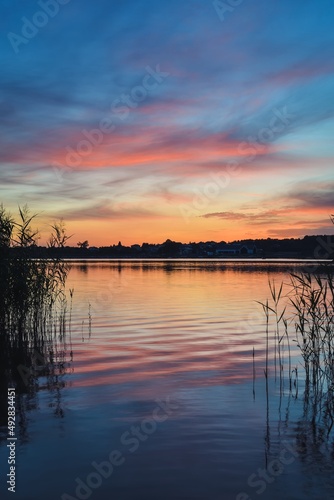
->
{"left": 0, "top": 250, "right": 72, "bottom": 446}
{"left": 0, "top": 336, "right": 73, "bottom": 444}
{"left": 1, "top": 261, "right": 334, "bottom": 500}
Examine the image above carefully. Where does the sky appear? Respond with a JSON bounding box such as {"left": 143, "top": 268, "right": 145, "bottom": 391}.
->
{"left": 1, "top": 0, "right": 334, "bottom": 246}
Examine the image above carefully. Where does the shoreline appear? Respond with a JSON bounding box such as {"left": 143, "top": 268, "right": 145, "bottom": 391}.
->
{"left": 63, "top": 257, "right": 333, "bottom": 262}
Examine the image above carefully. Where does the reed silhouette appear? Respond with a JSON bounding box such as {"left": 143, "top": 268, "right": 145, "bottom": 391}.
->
{"left": 0, "top": 205, "right": 72, "bottom": 426}
{"left": 259, "top": 218, "right": 334, "bottom": 435}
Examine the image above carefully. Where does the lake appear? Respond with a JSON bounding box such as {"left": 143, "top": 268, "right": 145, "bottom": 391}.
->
{"left": 1, "top": 260, "right": 334, "bottom": 500}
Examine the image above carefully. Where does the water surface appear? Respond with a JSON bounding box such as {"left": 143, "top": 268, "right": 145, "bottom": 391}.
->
{"left": 1, "top": 261, "right": 333, "bottom": 500}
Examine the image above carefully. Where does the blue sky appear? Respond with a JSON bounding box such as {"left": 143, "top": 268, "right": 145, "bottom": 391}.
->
{"left": 1, "top": 0, "right": 334, "bottom": 245}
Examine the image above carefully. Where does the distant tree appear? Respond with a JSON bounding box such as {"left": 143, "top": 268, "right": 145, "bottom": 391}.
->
{"left": 77, "top": 240, "right": 89, "bottom": 249}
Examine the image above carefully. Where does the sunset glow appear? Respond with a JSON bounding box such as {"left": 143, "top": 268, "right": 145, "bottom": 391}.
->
{"left": 1, "top": 1, "right": 334, "bottom": 245}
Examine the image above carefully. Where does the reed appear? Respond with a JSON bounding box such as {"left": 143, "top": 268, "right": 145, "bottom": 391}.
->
{"left": 0, "top": 204, "right": 71, "bottom": 392}
{"left": 287, "top": 271, "right": 334, "bottom": 392}
{"left": 260, "top": 268, "right": 334, "bottom": 423}
{"left": 257, "top": 290, "right": 287, "bottom": 382}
